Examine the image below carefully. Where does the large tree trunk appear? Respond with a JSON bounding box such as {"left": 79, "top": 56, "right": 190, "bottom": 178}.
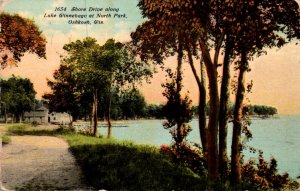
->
{"left": 199, "top": 41, "right": 220, "bottom": 182}
{"left": 175, "top": 43, "right": 184, "bottom": 148}
{"left": 231, "top": 51, "right": 248, "bottom": 187}
{"left": 219, "top": 40, "right": 232, "bottom": 178}
{"left": 187, "top": 47, "right": 207, "bottom": 155}
{"left": 107, "top": 89, "right": 112, "bottom": 138}
{"left": 199, "top": 58, "right": 207, "bottom": 155}
{"left": 91, "top": 89, "right": 98, "bottom": 136}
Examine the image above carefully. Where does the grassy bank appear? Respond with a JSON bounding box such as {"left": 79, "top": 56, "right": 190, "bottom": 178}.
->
{"left": 5, "top": 124, "right": 207, "bottom": 190}
{"left": 63, "top": 134, "right": 207, "bottom": 190}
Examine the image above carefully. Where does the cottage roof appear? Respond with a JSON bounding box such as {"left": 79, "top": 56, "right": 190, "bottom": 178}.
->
{"left": 36, "top": 106, "right": 48, "bottom": 111}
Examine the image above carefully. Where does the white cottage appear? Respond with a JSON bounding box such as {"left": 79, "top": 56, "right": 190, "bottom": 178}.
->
{"left": 24, "top": 106, "right": 72, "bottom": 125}
{"left": 23, "top": 106, "right": 49, "bottom": 123}
{"left": 48, "top": 112, "right": 72, "bottom": 125}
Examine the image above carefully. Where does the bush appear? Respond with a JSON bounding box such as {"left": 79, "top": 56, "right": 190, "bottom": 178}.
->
{"left": 242, "top": 151, "right": 298, "bottom": 190}
{"left": 160, "top": 143, "right": 207, "bottom": 176}
{"left": 1, "top": 134, "right": 11, "bottom": 144}
{"left": 31, "top": 121, "right": 39, "bottom": 127}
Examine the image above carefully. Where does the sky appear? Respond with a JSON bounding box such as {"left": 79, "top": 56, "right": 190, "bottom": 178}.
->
{"left": 1, "top": 0, "right": 300, "bottom": 114}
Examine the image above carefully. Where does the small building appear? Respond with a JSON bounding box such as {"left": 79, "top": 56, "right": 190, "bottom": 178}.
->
{"left": 48, "top": 112, "right": 72, "bottom": 125}
{"left": 23, "top": 107, "right": 72, "bottom": 125}
{"left": 23, "top": 106, "right": 49, "bottom": 124}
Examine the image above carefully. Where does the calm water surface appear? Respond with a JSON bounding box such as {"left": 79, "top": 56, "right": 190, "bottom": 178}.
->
{"left": 97, "top": 115, "right": 300, "bottom": 179}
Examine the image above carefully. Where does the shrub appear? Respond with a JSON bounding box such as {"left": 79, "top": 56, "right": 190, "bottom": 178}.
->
{"left": 242, "top": 151, "right": 298, "bottom": 190}
{"left": 1, "top": 134, "right": 11, "bottom": 144}
{"left": 31, "top": 121, "right": 39, "bottom": 127}
{"left": 160, "top": 142, "right": 207, "bottom": 176}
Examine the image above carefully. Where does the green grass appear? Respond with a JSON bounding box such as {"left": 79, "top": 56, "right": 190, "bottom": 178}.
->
{"left": 6, "top": 124, "right": 73, "bottom": 136}
{"left": 4, "top": 124, "right": 207, "bottom": 190}
{"left": 62, "top": 133, "right": 207, "bottom": 190}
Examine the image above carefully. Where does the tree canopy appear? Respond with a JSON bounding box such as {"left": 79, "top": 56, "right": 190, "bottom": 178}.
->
{"left": 45, "top": 37, "right": 152, "bottom": 136}
{"left": 0, "top": 13, "right": 46, "bottom": 68}
{"left": 0, "top": 75, "right": 36, "bottom": 122}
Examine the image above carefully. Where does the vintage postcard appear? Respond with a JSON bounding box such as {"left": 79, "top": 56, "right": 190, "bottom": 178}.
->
{"left": 0, "top": 0, "right": 300, "bottom": 190}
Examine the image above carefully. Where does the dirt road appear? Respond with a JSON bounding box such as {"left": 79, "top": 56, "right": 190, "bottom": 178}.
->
{"left": 0, "top": 136, "right": 93, "bottom": 190}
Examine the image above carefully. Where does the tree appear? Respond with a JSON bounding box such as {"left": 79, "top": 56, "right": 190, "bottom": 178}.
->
{"left": 0, "top": 13, "right": 46, "bottom": 68}
{"left": 54, "top": 37, "right": 151, "bottom": 137}
{"left": 119, "top": 88, "right": 146, "bottom": 119}
{"left": 162, "top": 68, "right": 194, "bottom": 153}
{"left": 60, "top": 37, "right": 107, "bottom": 135}
{"left": 98, "top": 39, "right": 151, "bottom": 138}
{"left": 132, "top": 0, "right": 300, "bottom": 187}
{"left": 43, "top": 63, "right": 83, "bottom": 123}
{"left": 0, "top": 76, "right": 36, "bottom": 122}
{"left": 132, "top": 0, "right": 220, "bottom": 182}
{"left": 222, "top": 1, "right": 300, "bottom": 186}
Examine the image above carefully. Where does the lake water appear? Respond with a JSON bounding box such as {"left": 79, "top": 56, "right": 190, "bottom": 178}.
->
{"left": 95, "top": 115, "right": 300, "bottom": 179}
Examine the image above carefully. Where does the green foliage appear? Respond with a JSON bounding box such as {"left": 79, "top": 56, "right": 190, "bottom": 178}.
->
{"left": 0, "top": 76, "right": 36, "bottom": 121}
{"left": 249, "top": 105, "right": 278, "bottom": 117}
{"left": 63, "top": 134, "right": 206, "bottom": 191}
{"left": 119, "top": 88, "right": 147, "bottom": 119}
{"left": 44, "top": 37, "right": 152, "bottom": 123}
{"left": 1, "top": 133, "right": 11, "bottom": 144}
{"left": 144, "top": 104, "right": 164, "bottom": 119}
{"left": 196, "top": 102, "right": 277, "bottom": 118}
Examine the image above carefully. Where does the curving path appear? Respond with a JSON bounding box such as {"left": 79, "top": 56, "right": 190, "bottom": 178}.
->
{"left": 0, "top": 136, "right": 94, "bottom": 191}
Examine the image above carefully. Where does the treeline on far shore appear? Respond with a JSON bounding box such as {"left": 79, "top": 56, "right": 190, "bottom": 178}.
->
{"left": 45, "top": 86, "right": 277, "bottom": 121}
{"left": 141, "top": 104, "right": 278, "bottom": 120}
{"left": 73, "top": 89, "right": 277, "bottom": 120}
{"left": 0, "top": 75, "right": 277, "bottom": 121}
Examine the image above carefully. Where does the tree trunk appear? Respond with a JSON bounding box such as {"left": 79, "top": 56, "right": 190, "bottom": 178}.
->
{"left": 107, "top": 89, "right": 112, "bottom": 138}
{"left": 91, "top": 89, "right": 98, "bottom": 136}
{"left": 199, "top": 41, "right": 220, "bottom": 182}
{"left": 231, "top": 51, "right": 248, "bottom": 188}
{"left": 186, "top": 47, "right": 207, "bottom": 154}
{"left": 176, "top": 43, "right": 184, "bottom": 148}
{"left": 68, "top": 112, "right": 73, "bottom": 129}
{"left": 219, "top": 40, "right": 232, "bottom": 178}
{"left": 199, "top": 58, "right": 207, "bottom": 155}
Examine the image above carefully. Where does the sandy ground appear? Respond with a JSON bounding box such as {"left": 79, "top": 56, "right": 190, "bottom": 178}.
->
{"left": 0, "top": 136, "right": 94, "bottom": 191}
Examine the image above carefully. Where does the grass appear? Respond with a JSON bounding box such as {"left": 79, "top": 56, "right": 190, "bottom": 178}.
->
{"left": 4, "top": 124, "right": 207, "bottom": 190}
{"left": 6, "top": 124, "right": 72, "bottom": 136}
{"left": 62, "top": 133, "right": 207, "bottom": 190}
